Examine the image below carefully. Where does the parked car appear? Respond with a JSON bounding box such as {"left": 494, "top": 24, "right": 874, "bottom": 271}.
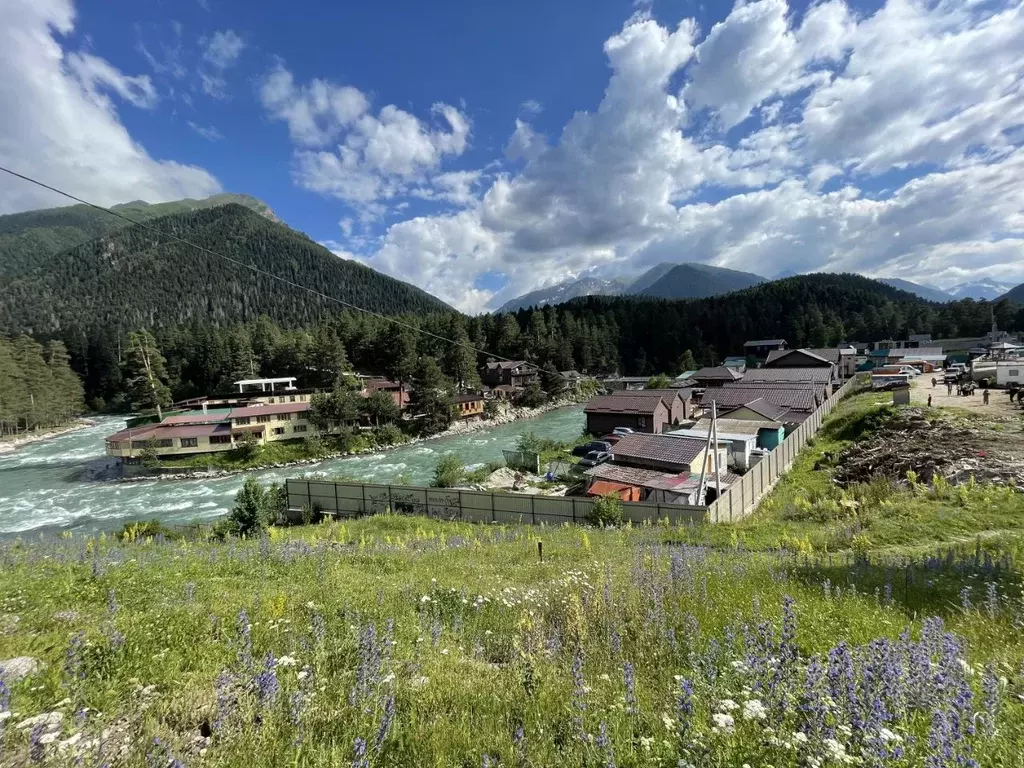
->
{"left": 572, "top": 440, "right": 612, "bottom": 457}
{"left": 612, "top": 427, "right": 635, "bottom": 435}
{"left": 578, "top": 450, "right": 610, "bottom": 468}
{"left": 599, "top": 434, "right": 622, "bottom": 445}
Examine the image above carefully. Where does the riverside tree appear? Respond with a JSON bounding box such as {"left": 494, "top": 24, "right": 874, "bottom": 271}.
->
{"left": 121, "top": 330, "right": 171, "bottom": 419}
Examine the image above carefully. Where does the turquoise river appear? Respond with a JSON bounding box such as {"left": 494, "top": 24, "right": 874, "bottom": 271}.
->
{"left": 0, "top": 407, "right": 585, "bottom": 537}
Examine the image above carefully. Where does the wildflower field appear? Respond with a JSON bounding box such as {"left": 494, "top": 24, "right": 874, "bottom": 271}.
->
{"left": 2, "top": 514, "right": 1024, "bottom": 767}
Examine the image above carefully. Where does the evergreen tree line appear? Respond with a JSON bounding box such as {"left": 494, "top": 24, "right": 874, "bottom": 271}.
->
{"left": 11, "top": 273, "right": 1024, "bottom": 419}
{"left": 0, "top": 335, "right": 84, "bottom": 435}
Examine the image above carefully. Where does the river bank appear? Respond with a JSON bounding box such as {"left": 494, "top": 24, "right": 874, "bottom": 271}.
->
{"left": 0, "top": 420, "right": 96, "bottom": 456}
{"left": 113, "top": 396, "right": 586, "bottom": 483}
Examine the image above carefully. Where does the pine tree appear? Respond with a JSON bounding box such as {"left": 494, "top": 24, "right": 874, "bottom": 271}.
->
{"left": 409, "top": 358, "right": 454, "bottom": 436}
{"left": 122, "top": 330, "right": 172, "bottom": 418}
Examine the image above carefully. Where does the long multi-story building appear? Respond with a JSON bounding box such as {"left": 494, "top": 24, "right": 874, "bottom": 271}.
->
{"left": 104, "top": 377, "right": 324, "bottom": 460}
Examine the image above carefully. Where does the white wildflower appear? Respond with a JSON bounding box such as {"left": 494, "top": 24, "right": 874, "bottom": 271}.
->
{"left": 661, "top": 713, "right": 675, "bottom": 731}
{"left": 711, "top": 713, "right": 735, "bottom": 731}
{"left": 717, "top": 698, "right": 740, "bottom": 712}
{"left": 742, "top": 699, "right": 767, "bottom": 721}
{"left": 297, "top": 670, "right": 309, "bottom": 682}
{"left": 792, "top": 731, "right": 809, "bottom": 746}
{"left": 276, "top": 655, "right": 298, "bottom": 667}
{"left": 878, "top": 728, "right": 902, "bottom": 743}
{"left": 420, "top": 595, "right": 431, "bottom": 604}
{"left": 640, "top": 736, "right": 654, "bottom": 751}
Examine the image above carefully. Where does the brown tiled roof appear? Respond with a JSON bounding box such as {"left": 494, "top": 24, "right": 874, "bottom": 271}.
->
{"left": 735, "top": 367, "right": 833, "bottom": 384}
{"left": 692, "top": 366, "right": 744, "bottom": 382}
{"left": 716, "top": 398, "right": 787, "bottom": 421}
{"left": 611, "top": 433, "right": 707, "bottom": 465}
{"left": 584, "top": 393, "right": 665, "bottom": 415}
{"left": 689, "top": 417, "right": 782, "bottom": 434}
{"left": 230, "top": 402, "right": 311, "bottom": 418}
{"left": 704, "top": 387, "right": 815, "bottom": 412}
{"left": 744, "top": 339, "right": 787, "bottom": 347}
{"left": 620, "top": 389, "right": 687, "bottom": 409}
{"left": 454, "top": 393, "right": 484, "bottom": 403}
{"left": 106, "top": 422, "right": 230, "bottom": 442}
{"left": 765, "top": 348, "right": 838, "bottom": 365}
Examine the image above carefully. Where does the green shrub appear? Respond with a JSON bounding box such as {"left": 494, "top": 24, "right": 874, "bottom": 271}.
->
{"left": 432, "top": 454, "right": 466, "bottom": 488}
{"left": 587, "top": 493, "right": 624, "bottom": 527}
{"left": 232, "top": 432, "right": 262, "bottom": 462}
{"left": 227, "top": 477, "right": 272, "bottom": 537}
{"left": 303, "top": 431, "right": 327, "bottom": 458}
{"left": 371, "top": 423, "right": 405, "bottom": 447}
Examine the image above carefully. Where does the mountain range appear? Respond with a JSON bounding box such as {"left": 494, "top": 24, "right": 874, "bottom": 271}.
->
{"left": 0, "top": 196, "right": 449, "bottom": 335}
{"left": 497, "top": 262, "right": 765, "bottom": 312}
{"left": 499, "top": 269, "right": 1022, "bottom": 312}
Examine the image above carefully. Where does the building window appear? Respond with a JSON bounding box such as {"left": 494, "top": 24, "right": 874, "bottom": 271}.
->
{"left": 234, "top": 416, "right": 251, "bottom": 426}
{"left": 180, "top": 437, "right": 198, "bottom": 449}
{"left": 1011, "top": 369, "right": 1020, "bottom": 377}
{"left": 154, "top": 439, "right": 173, "bottom": 448}
{"left": 210, "top": 435, "right": 232, "bottom": 445}
{"left": 272, "top": 427, "right": 285, "bottom": 435}
{"left": 638, "top": 416, "right": 647, "bottom": 428}
{"left": 278, "top": 396, "right": 286, "bottom": 403}
{"left": 294, "top": 424, "right": 307, "bottom": 433}
{"left": 290, "top": 395, "right": 296, "bottom": 402}
{"left": 131, "top": 440, "right": 149, "bottom": 450}
{"left": 279, "top": 412, "right": 292, "bottom": 421}
{"left": 256, "top": 415, "right": 272, "bottom": 424}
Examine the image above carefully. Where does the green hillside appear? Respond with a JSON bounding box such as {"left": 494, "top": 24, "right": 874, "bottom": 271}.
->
{"left": 0, "top": 203, "right": 450, "bottom": 335}
{"left": 0, "top": 194, "right": 276, "bottom": 280}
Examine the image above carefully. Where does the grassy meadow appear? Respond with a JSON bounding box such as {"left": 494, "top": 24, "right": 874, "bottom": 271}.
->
{"left": 2, "top": 515, "right": 1024, "bottom": 766}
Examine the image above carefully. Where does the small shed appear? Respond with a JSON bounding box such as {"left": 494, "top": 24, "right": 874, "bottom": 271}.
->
{"left": 584, "top": 393, "right": 669, "bottom": 435}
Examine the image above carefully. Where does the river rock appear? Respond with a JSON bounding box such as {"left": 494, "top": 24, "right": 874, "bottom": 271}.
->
{"left": 0, "top": 656, "right": 41, "bottom": 681}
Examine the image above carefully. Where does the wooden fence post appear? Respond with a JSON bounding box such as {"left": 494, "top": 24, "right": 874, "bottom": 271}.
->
{"left": 531, "top": 495, "right": 536, "bottom": 525}
{"left": 491, "top": 491, "right": 495, "bottom": 524}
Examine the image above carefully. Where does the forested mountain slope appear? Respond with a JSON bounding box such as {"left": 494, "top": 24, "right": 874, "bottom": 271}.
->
{"left": 0, "top": 194, "right": 275, "bottom": 280}
{"left": 638, "top": 262, "right": 763, "bottom": 298}
{"left": 0, "top": 203, "right": 450, "bottom": 335}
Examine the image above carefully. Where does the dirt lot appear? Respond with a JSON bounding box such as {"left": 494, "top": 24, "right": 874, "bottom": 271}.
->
{"left": 828, "top": 376, "right": 1024, "bottom": 491}
{"left": 910, "top": 372, "right": 1022, "bottom": 416}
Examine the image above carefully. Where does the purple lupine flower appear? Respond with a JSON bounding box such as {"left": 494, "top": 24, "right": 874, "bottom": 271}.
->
{"left": 985, "top": 582, "right": 999, "bottom": 619}
{"left": 352, "top": 737, "right": 369, "bottom": 768}
{"left": 513, "top": 724, "right": 527, "bottom": 768}
{"left": 883, "top": 581, "right": 893, "bottom": 606}
{"left": 65, "top": 630, "right": 87, "bottom": 683}
{"left": 800, "top": 656, "right": 827, "bottom": 741}
{"left": 375, "top": 694, "right": 395, "bottom": 750}
{"left": 255, "top": 653, "right": 279, "bottom": 707}
{"left": 184, "top": 582, "right": 196, "bottom": 602}
{"left": 236, "top": 609, "right": 253, "bottom": 672}
{"left": 596, "top": 721, "right": 616, "bottom": 768}
{"left": 676, "top": 677, "right": 694, "bottom": 744}
{"left": 959, "top": 586, "right": 972, "bottom": 611}
{"left": 30, "top": 723, "right": 46, "bottom": 763}
{"left": 623, "top": 661, "right": 637, "bottom": 714}
{"left": 982, "top": 663, "right": 999, "bottom": 736}
{"left": 926, "top": 709, "right": 951, "bottom": 768}
{"left": 431, "top": 617, "right": 442, "bottom": 647}
{"left": 0, "top": 674, "right": 10, "bottom": 712}
{"left": 571, "top": 649, "right": 586, "bottom": 740}
{"left": 259, "top": 535, "right": 271, "bottom": 560}
{"left": 311, "top": 613, "right": 326, "bottom": 645}
{"left": 213, "top": 670, "right": 235, "bottom": 734}
{"left": 109, "top": 628, "right": 126, "bottom": 652}
{"left": 610, "top": 629, "right": 621, "bottom": 658}
{"left": 107, "top": 588, "right": 119, "bottom": 616}
{"left": 780, "top": 596, "right": 797, "bottom": 669}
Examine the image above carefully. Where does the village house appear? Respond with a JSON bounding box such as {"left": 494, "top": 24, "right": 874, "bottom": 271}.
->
{"left": 700, "top": 387, "right": 816, "bottom": 423}
{"left": 610, "top": 432, "right": 728, "bottom": 475}
{"left": 766, "top": 347, "right": 856, "bottom": 379}
{"left": 727, "top": 366, "right": 834, "bottom": 401}
{"left": 743, "top": 338, "right": 788, "bottom": 360}
{"left": 453, "top": 392, "right": 486, "bottom": 419}
{"left": 360, "top": 378, "right": 411, "bottom": 410}
{"left": 666, "top": 423, "right": 759, "bottom": 472}
{"left": 583, "top": 463, "right": 714, "bottom": 505}
{"left": 480, "top": 360, "right": 539, "bottom": 389}
{"left": 601, "top": 376, "right": 650, "bottom": 391}
{"left": 690, "top": 365, "right": 745, "bottom": 388}
{"left": 628, "top": 388, "right": 694, "bottom": 425}
{"left": 584, "top": 393, "right": 669, "bottom": 435}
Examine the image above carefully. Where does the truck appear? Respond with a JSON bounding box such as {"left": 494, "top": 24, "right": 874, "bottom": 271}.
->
{"left": 995, "top": 361, "right": 1024, "bottom": 388}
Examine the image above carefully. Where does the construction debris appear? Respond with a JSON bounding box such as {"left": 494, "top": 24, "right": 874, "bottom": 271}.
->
{"left": 824, "top": 407, "right": 1024, "bottom": 492}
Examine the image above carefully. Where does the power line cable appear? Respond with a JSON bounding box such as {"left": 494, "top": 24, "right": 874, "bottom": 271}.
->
{"left": 0, "top": 164, "right": 529, "bottom": 366}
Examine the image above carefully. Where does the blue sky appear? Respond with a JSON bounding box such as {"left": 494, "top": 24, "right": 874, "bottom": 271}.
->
{"left": 2, "top": 0, "right": 1024, "bottom": 311}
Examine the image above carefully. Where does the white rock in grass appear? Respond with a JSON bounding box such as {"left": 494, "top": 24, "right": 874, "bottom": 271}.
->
{"left": 17, "top": 711, "right": 63, "bottom": 731}
{"left": 0, "top": 656, "right": 41, "bottom": 681}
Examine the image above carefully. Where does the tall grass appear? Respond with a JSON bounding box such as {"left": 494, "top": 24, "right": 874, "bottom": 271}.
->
{"left": 1, "top": 516, "right": 1022, "bottom": 766}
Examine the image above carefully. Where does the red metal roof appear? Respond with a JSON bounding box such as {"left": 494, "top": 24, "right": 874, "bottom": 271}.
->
{"left": 611, "top": 433, "right": 707, "bottom": 466}
{"left": 230, "top": 402, "right": 310, "bottom": 418}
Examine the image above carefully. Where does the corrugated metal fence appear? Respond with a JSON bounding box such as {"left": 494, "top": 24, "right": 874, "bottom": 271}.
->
{"left": 285, "top": 480, "right": 708, "bottom": 526}
{"left": 706, "top": 375, "right": 862, "bottom": 523}
{"left": 286, "top": 375, "right": 862, "bottom": 528}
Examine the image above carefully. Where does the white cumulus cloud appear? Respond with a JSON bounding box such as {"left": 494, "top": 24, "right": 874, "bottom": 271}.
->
{"left": 0, "top": 0, "right": 220, "bottom": 214}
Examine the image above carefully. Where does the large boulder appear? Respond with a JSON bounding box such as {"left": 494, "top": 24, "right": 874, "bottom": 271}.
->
{"left": 0, "top": 656, "right": 41, "bottom": 682}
